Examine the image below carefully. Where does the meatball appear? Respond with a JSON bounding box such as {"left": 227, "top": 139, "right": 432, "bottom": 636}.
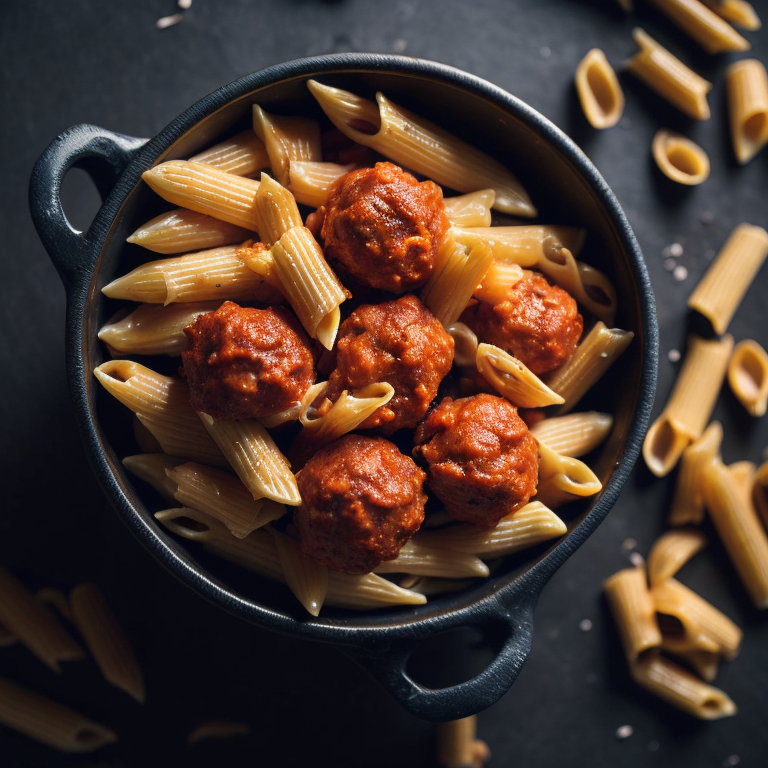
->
{"left": 414, "top": 394, "right": 539, "bottom": 528}
{"left": 319, "top": 162, "right": 449, "bottom": 293}
{"left": 182, "top": 301, "right": 314, "bottom": 420}
{"left": 324, "top": 294, "right": 454, "bottom": 434}
{"left": 460, "top": 272, "right": 583, "bottom": 376}
{"left": 295, "top": 434, "right": 427, "bottom": 574}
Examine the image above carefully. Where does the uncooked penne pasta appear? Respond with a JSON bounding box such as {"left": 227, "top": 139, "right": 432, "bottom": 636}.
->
{"left": 122, "top": 453, "right": 184, "bottom": 505}
{"left": 0, "top": 566, "right": 84, "bottom": 672}
{"left": 270, "top": 226, "right": 347, "bottom": 350}
{"left": 251, "top": 172, "right": 303, "bottom": 246}
{"left": 529, "top": 412, "right": 614, "bottom": 457}
{"left": 98, "top": 301, "right": 220, "bottom": 357}
{"left": 753, "top": 461, "right": 768, "bottom": 529}
{"left": 726, "top": 60, "right": 768, "bottom": 164}
{"left": 126, "top": 208, "right": 252, "bottom": 255}
{"left": 373, "top": 538, "right": 490, "bottom": 579}
{"left": 645, "top": 0, "right": 749, "bottom": 54}
{"left": 197, "top": 414, "right": 300, "bottom": 506}
{"left": 94, "top": 360, "right": 227, "bottom": 468}
{"left": 702, "top": 458, "right": 768, "bottom": 608}
{"left": 252, "top": 105, "right": 322, "bottom": 187}
{"left": 436, "top": 717, "right": 489, "bottom": 768}
{"left": 189, "top": 128, "right": 270, "bottom": 177}
{"left": 0, "top": 676, "right": 117, "bottom": 753}
{"left": 672, "top": 647, "right": 721, "bottom": 682}
{"left": 187, "top": 720, "right": 251, "bottom": 745}
{"left": 452, "top": 225, "right": 587, "bottom": 265}
{"left": 727, "top": 338, "right": 768, "bottom": 416}
{"left": 647, "top": 528, "right": 707, "bottom": 586}
{"left": 687, "top": 223, "right": 768, "bottom": 334}
{"left": 701, "top": 0, "right": 761, "bottom": 30}
{"left": 307, "top": 80, "right": 537, "bottom": 217}
{"left": 443, "top": 190, "right": 495, "bottom": 227}
{"left": 476, "top": 343, "right": 565, "bottom": 408}
{"left": 546, "top": 322, "right": 634, "bottom": 414}
{"left": 69, "top": 583, "right": 145, "bottom": 704}
{"left": 575, "top": 48, "right": 625, "bottom": 129}
{"left": 287, "top": 160, "right": 354, "bottom": 208}
{"left": 625, "top": 28, "right": 712, "bottom": 120}
{"left": 269, "top": 527, "right": 328, "bottom": 616}
{"left": 643, "top": 334, "right": 733, "bottom": 477}
{"left": 101, "top": 244, "right": 281, "bottom": 305}
{"left": 652, "top": 129, "right": 710, "bottom": 185}
{"left": 535, "top": 442, "right": 602, "bottom": 509}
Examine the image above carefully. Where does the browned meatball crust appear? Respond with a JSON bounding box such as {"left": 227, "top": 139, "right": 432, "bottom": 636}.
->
{"left": 460, "top": 272, "right": 583, "bottom": 376}
{"left": 324, "top": 294, "right": 454, "bottom": 434}
{"left": 182, "top": 301, "right": 314, "bottom": 420}
{"left": 319, "top": 162, "right": 449, "bottom": 293}
{"left": 414, "top": 394, "right": 539, "bottom": 528}
{"left": 295, "top": 434, "right": 427, "bottom": 574}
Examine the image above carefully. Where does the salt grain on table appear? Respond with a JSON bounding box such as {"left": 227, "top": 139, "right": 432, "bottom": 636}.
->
{"left": 673, "top": 265, "right": 688, "bottom": 282}
{"left": 579, "top": 619, "right": 593, "bottom": 632}
{"left": 615, "top": 725, "right": 633, "bottom": 740}
{"left": 621, "top": 538, "right": 637, "bottom": 552}
{"left": 629, "top": 552, "right": 645, "bottom": 567}
{"left": 178, "top": 0, "right": 192, "bottom": 8}
{"left": 668, "top": 349, "right": 681, "bottom": 363}
{"left": 156, "top": 13, "right": 183, "bottom": 29}
{"left": 664, "top": 258, "right": 677, "bottom": 271}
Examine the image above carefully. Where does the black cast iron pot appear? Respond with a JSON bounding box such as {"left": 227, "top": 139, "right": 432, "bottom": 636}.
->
{"left": 29, "top": 54, "right": 658, "bottom": 722}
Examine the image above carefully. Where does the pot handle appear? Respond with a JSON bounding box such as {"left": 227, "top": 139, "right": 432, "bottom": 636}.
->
{"left": 29, "top": 124, "right": 147, "bottom": 289}
{"left": 341, "top": 590, "right": 538, "bottom": 722}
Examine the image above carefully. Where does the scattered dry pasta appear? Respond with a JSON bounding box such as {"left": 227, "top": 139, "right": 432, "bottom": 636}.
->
{"left": 652, "top": 129, "right": 710, "bottom": 185}
{"left": 575, "top": 48, "right": 625, "bottom": 129}
{"left": 726, "top": 59, "right": 768, "bottom": 164}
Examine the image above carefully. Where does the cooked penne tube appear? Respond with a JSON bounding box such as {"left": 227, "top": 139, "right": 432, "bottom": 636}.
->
{"left": 727, "top": 338, "right": 768, "bottom": 416}
{"left": 687, "top": 224, "right": 768, "bottom": 334}
{"left": 98, "top": 301, "right": 220, "bottom": 357}
{"left": 167, "top": 462, "right": 285, "bottom": 538}
{"left": 701, "top": 0, "right": 761, "bottom": 30}
{"left": 476, "top": 343, "right": 565, "bottom": 408}
{"left": 101, "top": 244, "right": 281, "bottom": 305}
{"left": 421, "top": 241, "right": 493, "bottom": 327}
{"left": 452, "top": 225, "right": 587, "bottom": 265}
{"left": 702, "top": 458, "right": 768, "bottom": 608}
{"left": 446, "top": 322, "right": 479, "bottom": 368}
{"left": 122, "top": 453, "right": 184, "bottom": 504}
{"left": 187, "top": 720, "right": 251, "bottom": 745}
{"left": 287, "top": 160, "right": 354, "bottom": 207}
{"left": 269, "top": 527, "right": 328, "bottom": 617}
{"left": 69, "top": 583, "right": 145, "bottom": 704}
{"left": 252, "top": 105, "right": 322, "bottom": 187}
{"left": 197, "top": 413, "right": 300, "bottom": 506}
{"left": 472, "top": 261, "right": 525, "bottom": 306}
{"left": 307, "top": 80, "right": 537, "bottom": 217}
{"left": 132, "top": 415, "right": 162, "bottom": 453}
{"left": 443, "top": 190, "right": 496, "bottom": 227}
{"left": 251, "top": 172, "right": 303, "bottom": 246}
{"left": 94, "top": 360, "right": 227, "bottom": 467}
{"left": 575, "top": 48, "right": 625, "bottom": 129}
{"left": 647, "top": 528, "right": 707, "bottom": 586}
{"left": 0, "top": 676, "right": 117, "bottom": 753}
{"left": 726, "top": 59, "right": 768, "bottom": 164}
{"left": 753, "top": 461, "right": 768, "bottom": 529}
{"left": 236, "top": 240, "right": 283, "bottom": 291}
{"left": 126, "top": 208, "right": 253, "bottom": 255}
{"left": 652, "top": 129, "right": 710, "bottom": 185}
{"left": 416, "top": 502, "right": 566, "bottom": 557}
{"left": 629, "top": 653, "right": 736, "bottom": 719}
{"left": 373, "top": 538, "right": 490, "bottom": 578}
{"left": 270, "top": 226, "right": 347, "bottom": 349}
{"left": 643, "top": 334, "right": 733, "bottom": 477}
{"left": 645, "top": 0, "right": 750, "bottom": 53}
{"left": 546, "top": 322, "right": 634, "bottom": 413}
{"left": 189, "top": 128, "right": 270, "bottom": 177}
{"left": 529, "top": 412, "right": 614, "bottom": 457}
{"left": 535, "top": 442, "right": 602, "bottom": 509}
{"left": 0, "top": 567, "right": 84, "bottom": 672}
{"left": 625, "top": 28, "right": 712, "bottom": 120}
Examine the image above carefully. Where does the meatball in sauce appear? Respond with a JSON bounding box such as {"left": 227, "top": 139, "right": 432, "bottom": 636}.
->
{"left": 295, "top": 434, "right": 427, "bottom": 574}
{"left": 317, "top": 162, "right": 449, "bottom": 293}
{"left": 460, "top": 271, "right": 583, "bottom": 376}
{"left": 324, "top": 294, "right": 454, "bottom": 434}
{"left": 182, "top": 301, "right": 314, "bottom": 420}
{"left": 414, "top": 393, "right": 539, "bottom": 528}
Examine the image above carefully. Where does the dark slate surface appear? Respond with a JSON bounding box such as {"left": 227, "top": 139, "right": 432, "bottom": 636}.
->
{"left": 2, "top": 0, "right": 767, "bottom": 765}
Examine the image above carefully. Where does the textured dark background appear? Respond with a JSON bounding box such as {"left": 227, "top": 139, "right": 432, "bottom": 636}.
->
{"left": 2, "top": 0, "right": 767, "bottom": 766}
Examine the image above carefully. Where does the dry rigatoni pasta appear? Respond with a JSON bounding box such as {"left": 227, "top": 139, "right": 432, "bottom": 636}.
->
{"left": 575, "top": 48, "right": 625, "bottom": 129}
{"left": 443, "top": 190, "right": 495, "bottom": 227}
{"left": 647, "top": 528, "right": 707, "bottom": 586}
{"left": 307, "top": 79, "right": 537, "bottom": 217}
{"left": 726, "top": 59, "right": 768, "bottom": 164}
{"left": 687, "top": 223, "right": 768, "bottom": 334}
{"left": 625, "top": 28, "right": 712, "bottom": 120}
{"left": 69, "top": 583, "right": 145, "bottom": 704}
{"left": 529, "top": 412, "right": 613, "bottom": 457}
{"left": 701, "top": 0, "right": 761, "bottom": 30}
{"left": 652, "top": 129, "right": 710, "bottom": 185}
{"left": 189, "top": 128, "right": 270, "bottom": 177}
{"left": 287, "top": 160, "right": 354, "bottom": 207}
{"left": 727, "top": 338, "right": 768, "bottom": 416}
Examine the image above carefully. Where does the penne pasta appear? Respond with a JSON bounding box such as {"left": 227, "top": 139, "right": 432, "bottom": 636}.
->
{"left": 269, "top": 527, "right": 328, "bottom": 617}
{"left": 753, "top": 461, "right": 768, "bottom": 529}
{"left": 624, "top": 28, "right": 712, "bottom": 120}
{"left": 687, "top": 223, "right": 768, "bottom": 334}
{"left": 307, "top": 80, "right": 537, "bottom": 217}
{"left": 187, "top": 720, "right": 251, "bottom": 745}
{"left": 652, "top": 129, "right": 710, "bottom": 185}
{"left": 472, "top": 261, "right": 525, "bottom": 306}
{"left": 643, "top": 334, "right": 733, "bottom": 477}
{"left": 529, "top": 412, "right": 614, "bottom": 458}
{"left": 132, "top": 415, "right": 163, "bottom": 453}
{"left": 726, "top": 59, "right": 768, "bottom": 164}
{"left": 373, "top": 538, "right": 490, "bottom": 579}
{"left": 727, "top": 338, "right": 768, "bottom": 416}
{"left": 0, "top": 620, "right": 16, "bottom": 648}
{"left": 251, "top": 172, "right": 303, "bottom": 246}
{"left": 436, "top": 717, "right": 489, "bottom": 768}
{"left": 287, "top": 160, "right": 354, "bottom": 208}
{"left": 452, "top": 224, "right": 587, "bottom": 263}
{"left": 446, "top": 322, "right": 479, "bottom": 368}
{"left": 671, "top": 647, "right": 721, "bottom": 682}
{"left": 69, "top": 583, "right": 146, "bottom": 704}
{"left": 701, "top": 0, "right": 761, "bottom": 30}
{"left": 535, "top": 442, "right": 602, "bottom": 509}
{"left": 443, "top": 190, "right": 496, "bottom": 228}
{"left": 189, "top": 128, "right": 270, "bottom": 177}
{"left": 35, "top": 588, "right": 75, "bottom": 626}
{"left": 126, "top": 208, "right": 252, "bottom": 255}
{"left": 122, "top": 453, "right": 184, "bottom": 504}
{"left": 0, "top": 676, "right": 117, "bottom": 753}
{"left": 647, "top": 528, "right": 707, "bottom": 586}
{"left": 575, "top": 48, "right": 625, "bottom": 129}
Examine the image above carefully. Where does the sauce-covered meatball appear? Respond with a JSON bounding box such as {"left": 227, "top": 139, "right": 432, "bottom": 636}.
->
{"left": 324, "top": 294, "right": 454, "bottom": 434}
{"left": 460, "top": 272, "right": 583, "bottom": 376}
{"left": 182, "top": 301, "right": 314, "bottom": 420}
{"left": 295, "top": 434, "right": 427, "bottom": 574}
{"left": 318, "top": 162, "right": 449, "bottom": 293}
{"left": 414, "top": 393, "right": 539, "bottom": 528}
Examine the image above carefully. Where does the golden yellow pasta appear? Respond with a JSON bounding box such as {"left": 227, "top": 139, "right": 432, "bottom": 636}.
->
{"left": 436, "top": 717, "right": 489, "bottom": 768}
{"left": 251, "top": 172, "right": 303, "bottom": 246}
{"left": 452, "top": 224, "right": 586, "bottom": 264}
{"left": 443, "top": 189, "right": 495, "bottom": 227}
{"left": 535, "top": 442, "right": 602, "bottom": 509}
{"left": 701, "top": 0, "right": 761, "bottom": 30}
{"left": 575, "top": 48, "right": 625, "bottom": 129}
{"left": 373, "top": 538, "right": 490, "bottom": 579}
{"left": 529, "top": 412, "right": 613, "bottom": 457}
{"left": 753, "top": 460, "right": 768, "bottom": 529}
{"left": 646, "top": 528, "right": 707, "bottom": 586}
{"left": 269, "top": 527, "right": 329, "bottom": 617}
{"left": 727, "top": 338, "right": 768, "bottom": 416}
{"left": 652, "top": 129, "right": 710, "bottom": 185}
{"left": 287, "top": 160, "right": 354, "bottom": 207}
{"left": 189, "top": 128, "right": 270, "bottom": 177}
{"left": 726, "top": 59, "right": 768, "bottom": 164}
